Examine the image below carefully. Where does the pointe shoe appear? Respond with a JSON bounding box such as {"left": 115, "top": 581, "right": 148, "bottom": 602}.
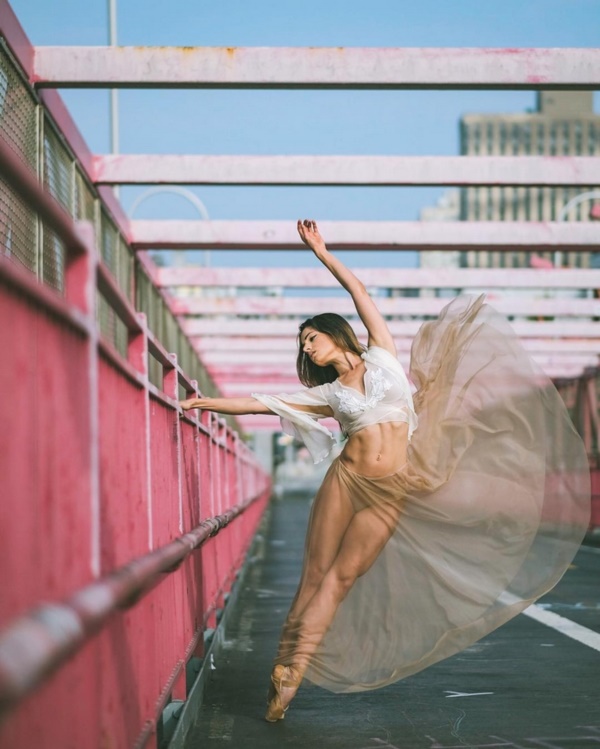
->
{"left": 265, "top": 664, "right": 301, "bottom": 722}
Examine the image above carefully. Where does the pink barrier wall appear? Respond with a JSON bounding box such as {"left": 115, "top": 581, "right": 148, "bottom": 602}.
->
{"left": 0, "top": 219, "right": 271, "bottom": 749}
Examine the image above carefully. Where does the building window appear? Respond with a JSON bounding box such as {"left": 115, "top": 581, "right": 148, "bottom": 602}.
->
{"left": 524, "top": 189, "right": 531, "bottom": 221}
{"left": 486, "top": 123, "right": 494, "bottom": 154}
{"left": 473, "top": 124, "right": 481, "bottom": 155}
{"left": 549, "top": 125, "right": 557, "bottom": 155}
{"left": 537, "top": 189, "right": 545, "bottom": 220}
{"left": 537, "top": 123, "right": 546, "bottom": 154}
{"left": 574, "top": 122, "right": 583, "bottom": 154}
{"left": 511, "top": 124, "right": 521, "bottom": 154}
{"left": 562, "top": 122, "right": 570, "bottom": 154}
{"left": 590, "top": 124, "right": 598, "bottom": 155}
{"left": 499, "top": 124, "right": 507, "bottom": 154}
{"left": 486, "top": 188, "right": 494, "bottom": 220}
{"left": 523, "top": 124, "right": 532, "bottom": 153}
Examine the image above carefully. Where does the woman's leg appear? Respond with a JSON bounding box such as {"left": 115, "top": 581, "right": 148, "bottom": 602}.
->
{"left": 275, "top": 464, "right": 355, "bottom": 662}
{"left": 285, "top": 500, "right": 400, "bottom": 677}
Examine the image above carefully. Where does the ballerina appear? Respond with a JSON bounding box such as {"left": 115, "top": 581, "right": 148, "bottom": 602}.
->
{"left": 181, "top": 219, "right": 590, "bottom": 723}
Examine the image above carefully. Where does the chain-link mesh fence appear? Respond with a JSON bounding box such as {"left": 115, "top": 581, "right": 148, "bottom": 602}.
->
{"left": 0, "top": 176, "right": 37, "bottom": 272}
{"left": 97, "top": 289, "right": 129, "bottom": 359}
{"left": 0, "top": 43, "right": 37, "bottom": 171}
{"left": 0, "top": 38, "right": 224, "bottom": 409}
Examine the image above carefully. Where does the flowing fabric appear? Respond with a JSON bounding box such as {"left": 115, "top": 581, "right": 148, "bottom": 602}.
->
{"left": 275, "top": 294, "right": 591, "bottom": 693}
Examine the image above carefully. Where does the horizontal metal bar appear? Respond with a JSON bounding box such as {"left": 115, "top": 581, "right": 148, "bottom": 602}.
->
{"left": 184, "top": 318, "right": 600, "bottom": 337}
{"left": 172, "top": 295, "right": 600, "bottom": 317}
{"left": 208, "top": 357, "right": 600, "bottom": 380}
{"left": 202, "top": 351, "right": 599, "bottom": 368}
{"left": 156, "top": 266, "right": 600, "bottom": 289}
{"left": 0, "top": 252, "right": 92, "bottom": 339}
{"left": 130, "top": 220, "right": 600, "bottom": 251}
{"left": 220, "top": 369, "right": 588, "bottom": 392}
{"left": 32, "top": 46, "right": 600, "bottom": 90}
{"left": 193, "top": 336, "right": 600, "bottom": 355}
{"left": 96, "top": 262, "right": 143, "bottom": 334}
{"left": 0, "top": 489, "right": 266, "bottom": 717}
{"left": 98, "top": 337, "right": 145, "bottom": 389}
{"left": 93, "top": 154, "right": 600, "bottom": 187}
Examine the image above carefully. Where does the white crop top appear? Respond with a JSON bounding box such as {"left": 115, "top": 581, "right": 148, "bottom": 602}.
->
{"left": 252, "top": 346, "right": 418, "bottom": 464}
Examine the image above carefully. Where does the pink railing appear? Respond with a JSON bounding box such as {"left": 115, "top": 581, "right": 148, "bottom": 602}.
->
{"left": 555, "top": 370, "right": 600, "bottom": 527}
{"left": 0, "top": 132, "right": 271, "bottom": 747}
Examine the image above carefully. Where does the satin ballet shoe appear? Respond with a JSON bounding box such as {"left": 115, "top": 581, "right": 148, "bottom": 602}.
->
{"left": 265, "top": 664, "right": 302, "bottom": 722}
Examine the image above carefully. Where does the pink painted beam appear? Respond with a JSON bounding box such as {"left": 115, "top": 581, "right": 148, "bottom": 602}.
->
{"left": 130, "top": 220, "right": 600, "bottom": 251}
{"left": 32, "top": 47, "right": 600, "bottom": 89}
{"left": 183, "top": 318, "right": 600, "bottom": 337}
{"left": 207, "top": 356, "right": 599, "bottom": 381}
{"left": 172, "top": 295, "right": 600, "bottom": 317}
{"left": 218, "top": 369, "right": 588, "bottom": 394}
{"left": 156, "top": 266, "right": 600, "bottom": 289}
{"left": 93, "top": 154, "right": 600, "bottom": 187}
{"left": 202, "top": 354, "right": 598, "bottom": 371}
{"left": 193, "top": 337, "right": 600, "bottom": 355}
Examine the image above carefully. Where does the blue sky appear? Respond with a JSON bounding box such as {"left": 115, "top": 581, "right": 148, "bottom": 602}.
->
{"left": 10, "top": 0, "right": 600, "bottom": 268}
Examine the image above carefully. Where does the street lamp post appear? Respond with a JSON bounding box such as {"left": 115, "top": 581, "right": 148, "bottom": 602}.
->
{"left": 108, "top": 0, "right": 118, "bottom": 198}
{"left": 128, "top": 186, "right": 211, "bottom": 268}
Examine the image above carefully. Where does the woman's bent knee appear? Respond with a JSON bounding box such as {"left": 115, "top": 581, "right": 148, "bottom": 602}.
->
{"left": 328, "top": 567, "right": 360, "bottom": 599}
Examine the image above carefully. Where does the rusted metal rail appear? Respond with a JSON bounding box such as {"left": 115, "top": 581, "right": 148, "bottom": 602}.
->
{"left": 0, "top": 491, "right": 264, "bottom": 717}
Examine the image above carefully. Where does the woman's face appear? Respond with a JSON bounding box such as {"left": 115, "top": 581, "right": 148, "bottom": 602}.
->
{"left": 300, "top": 327, "right": 337, "bottom": 367}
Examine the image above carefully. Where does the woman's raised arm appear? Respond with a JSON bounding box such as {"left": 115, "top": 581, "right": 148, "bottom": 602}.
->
{"left": 297, "top": 219, "right": 396, "bottom": 355}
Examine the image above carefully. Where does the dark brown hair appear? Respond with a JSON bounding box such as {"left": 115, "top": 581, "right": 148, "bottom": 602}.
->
{"left": 296, "top": 313, "right": 366, "bottom": 387}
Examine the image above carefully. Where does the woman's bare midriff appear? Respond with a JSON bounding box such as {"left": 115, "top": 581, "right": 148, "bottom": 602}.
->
{"left": 339, "top": 421, "right": 409, "bottom": 478}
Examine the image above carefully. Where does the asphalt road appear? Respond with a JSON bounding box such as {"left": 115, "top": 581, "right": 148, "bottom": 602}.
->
{"left": 184, "top": 492, "right": 600, "bottom": 749}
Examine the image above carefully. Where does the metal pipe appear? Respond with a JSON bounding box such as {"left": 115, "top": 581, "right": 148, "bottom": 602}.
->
{"left": 0, "top": 488, "right": 267, "bottom": 717}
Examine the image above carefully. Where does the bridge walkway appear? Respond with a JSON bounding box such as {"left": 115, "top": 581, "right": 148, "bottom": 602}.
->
{"left": 184, "top": 490, "right": 600, "bottom": 749}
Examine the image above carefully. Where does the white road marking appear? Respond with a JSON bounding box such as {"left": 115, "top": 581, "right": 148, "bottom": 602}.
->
{"left": 522, "top": 603, "right": 600, "bottom": 653}
{"left": 444, "top": 690, "right": 494, "bottom": 698}
{"left": 580, "top": 544, "right": 600, "bottom": 556}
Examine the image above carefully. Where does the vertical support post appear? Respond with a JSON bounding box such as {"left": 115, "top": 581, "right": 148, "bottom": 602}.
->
{"left": 133, "top": 312, "right": 152, "bottom": 550}
{"left": 70, "top": 221, "right": 100, "bottom": 576}
{"left": 586, "top": 375, "right": 599, "bottom": 454}
{"left": 165, "top": 353, "right": 184, "bottom": 533}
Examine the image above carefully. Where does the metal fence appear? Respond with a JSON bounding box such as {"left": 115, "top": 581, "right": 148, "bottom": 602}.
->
{"left": 0, "top": 39, "right": 224, "bottom": 407}
{"left": 0, "top": 32, "right": 271, "bottom": 749}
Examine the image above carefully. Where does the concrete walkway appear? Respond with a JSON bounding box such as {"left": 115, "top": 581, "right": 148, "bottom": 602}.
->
{"left": 184, "top": 491, "right": 600, "bottom": 749}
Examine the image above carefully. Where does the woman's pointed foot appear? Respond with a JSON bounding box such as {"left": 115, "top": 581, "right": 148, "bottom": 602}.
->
{"left": 264, "top": 664, "right": 302, "bottom": 722}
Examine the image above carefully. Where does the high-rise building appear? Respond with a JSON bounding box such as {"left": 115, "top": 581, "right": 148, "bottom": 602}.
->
{"left": 459, "top": 91, "right": 600, "bottom": 269}
{"left": 418, "top": 190, "right": 461, "bottom": 297}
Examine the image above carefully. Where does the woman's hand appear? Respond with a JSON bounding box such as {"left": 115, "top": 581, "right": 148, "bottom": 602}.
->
{"left": 179, "top": 396, "right": 271, "bottom": 415}
{"left": 297, "top": 219, "right": 327, "bottom": 255}
{"left": 180, "top": 397, "right": 205, "bottom": 411}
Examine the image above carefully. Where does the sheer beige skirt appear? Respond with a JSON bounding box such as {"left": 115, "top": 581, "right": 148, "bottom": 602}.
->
{"left": 275, "top": 295, "right": 591, "bottom": 693}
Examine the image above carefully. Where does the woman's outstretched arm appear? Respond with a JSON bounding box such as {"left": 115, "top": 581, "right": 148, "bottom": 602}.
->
{"left": 297, "top": 219, "right": 396, "bottom": 355}
{"left": 180, "top": 396, "right": 272, "bottom": 415}
{"left": 180, "top": 395, "right": 331, "bottom": 417}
